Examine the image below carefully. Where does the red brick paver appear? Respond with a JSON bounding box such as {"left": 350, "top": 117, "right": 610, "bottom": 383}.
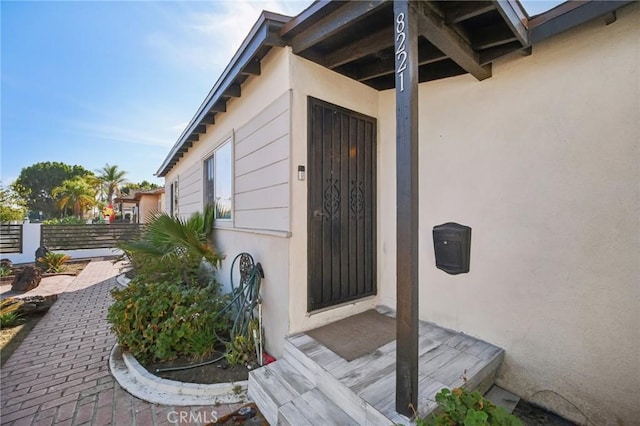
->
{"left": 1, "top": 260, "right": 242, "bottom": 425}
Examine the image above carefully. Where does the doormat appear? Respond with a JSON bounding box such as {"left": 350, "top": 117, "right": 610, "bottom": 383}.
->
{"left": 306, "top": 309, "right": 396, "bottom": 362}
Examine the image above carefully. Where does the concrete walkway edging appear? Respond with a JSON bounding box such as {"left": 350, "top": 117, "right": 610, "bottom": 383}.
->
{"left": 109, "top": 344, "right": 249, "bottom": 406}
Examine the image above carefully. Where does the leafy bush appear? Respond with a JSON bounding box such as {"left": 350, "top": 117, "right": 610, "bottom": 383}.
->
{"left": 107, "top": 276, "right": 229, "bottom": 362}
{"left": 418, "top": 388, "right": 523, "bottom": 426}
{"left": 42, "top": 216, "right": 86, "bottom": 225}
{"left": 37, "top": 252, "right": 71, "bottom": 273}
{"left": 225, "top": 318, "right": 261, "bottom": 366}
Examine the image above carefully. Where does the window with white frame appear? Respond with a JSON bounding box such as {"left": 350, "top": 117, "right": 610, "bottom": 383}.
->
{"left": 169, "top": 179, "right": 179, "bottom": 217}
{"left": 204, "top": 140, "right": 232, "bottom": 220}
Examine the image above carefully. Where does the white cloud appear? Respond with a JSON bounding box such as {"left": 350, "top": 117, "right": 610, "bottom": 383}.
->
{"left": 144, "top": 1, "right": 310, "bottom": 73}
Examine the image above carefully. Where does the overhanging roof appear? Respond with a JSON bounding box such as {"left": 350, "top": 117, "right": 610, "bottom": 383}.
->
{"left": 156, "top": 12, "right": 290, "bottom": 177}
{"left": 156, "top": 0, "right": 633, "bottom": 178}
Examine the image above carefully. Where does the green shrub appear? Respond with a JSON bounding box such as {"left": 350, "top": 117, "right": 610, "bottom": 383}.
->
{"left": 107, "top": 276, "right": 229, "bottom": 362}
{"left": 37, "top": 252, "right": 71, "bottom": 273}
{"left": 225, "top": 318, "right": 261, "bottom": 366}
{"left": 0, "top": 265, "right": 11, "bottom": 277}
{"left": 418, "top": 388, "right": 523, "bottom": 426}
{"left": 42, "top": 216, "right": 86, "bottom": 225}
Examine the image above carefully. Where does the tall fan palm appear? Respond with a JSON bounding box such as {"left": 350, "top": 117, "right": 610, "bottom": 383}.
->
{"left": 52, "top": 176, "right": 97, "bottom": 218}
{"left": 97, "top": 163, "right": 127, "bottom": 203}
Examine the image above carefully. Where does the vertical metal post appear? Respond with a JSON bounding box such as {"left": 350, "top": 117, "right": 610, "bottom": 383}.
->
{"left": 394, "top": 0, "right": 419, "bottom": 417}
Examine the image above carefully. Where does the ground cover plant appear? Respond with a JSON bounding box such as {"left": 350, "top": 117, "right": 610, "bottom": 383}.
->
{"left": 109, "top": 206, "right": 238, "bottom": 364}
{"left": 416, "top": 387, "right": 523, "bottom": 426}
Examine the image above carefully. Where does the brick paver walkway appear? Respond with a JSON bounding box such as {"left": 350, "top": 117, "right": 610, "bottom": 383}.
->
{"left": 1, "top": 261, "right": 242, "bottom": 425}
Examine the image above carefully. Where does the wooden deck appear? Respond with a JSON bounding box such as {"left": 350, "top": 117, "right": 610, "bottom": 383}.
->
{"left": 249, "top": 307, "right": 504, "bottom": 425}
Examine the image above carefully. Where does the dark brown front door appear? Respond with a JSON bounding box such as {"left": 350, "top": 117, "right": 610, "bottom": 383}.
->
{"left": 307, "top": 97, "right": 377, "bottom": 311}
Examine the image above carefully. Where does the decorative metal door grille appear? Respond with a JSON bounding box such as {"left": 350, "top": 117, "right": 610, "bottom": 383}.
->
{"left": 307, "top": 97, "right": 377, "bottom": 311}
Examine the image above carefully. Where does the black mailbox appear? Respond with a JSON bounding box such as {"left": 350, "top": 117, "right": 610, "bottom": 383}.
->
{"left": 432, "top": 222, "right": 471, "bottom": 275}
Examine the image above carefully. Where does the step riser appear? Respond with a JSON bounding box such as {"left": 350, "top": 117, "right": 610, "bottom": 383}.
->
{"left": 248, "top": 371, "right": 279, "bottom": 426}
{"left": 282, "top": 340, "right": 319, "bottom": 386}
{"left": 283, "top": 339, "right": 390, "bottom": 425}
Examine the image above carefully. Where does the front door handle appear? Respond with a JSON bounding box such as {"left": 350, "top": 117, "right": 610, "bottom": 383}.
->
{"left": 313, "top": 210, "right": 325, "bottom": 218}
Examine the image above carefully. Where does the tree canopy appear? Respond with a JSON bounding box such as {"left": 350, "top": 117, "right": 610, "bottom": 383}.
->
{"left": 120, "top": 180, "right": 160, "bottom": 195}
{"left": 97, "top": 164, "right": 128, "bottom": 203}
{"left": 0, "top": 182, "right": 27, "bottom": 223}
{"left": 13, "top": 162, "right": 93, "bottom": 219}
{"left": 10, "top": 162, "right": 156, "bottom": 220}
{"left": 52, "top": 176, "right": 97, "bottom": 218}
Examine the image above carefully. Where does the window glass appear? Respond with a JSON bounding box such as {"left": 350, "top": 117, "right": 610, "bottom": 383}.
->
{"left": 215, "top": 142, "right": 232, "bottom": 220}
{"left": 204, "top": 155, "right": 215, "bottom": 208}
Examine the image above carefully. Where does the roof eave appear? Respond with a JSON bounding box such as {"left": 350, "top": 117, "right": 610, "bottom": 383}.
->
{"left": 529, "top": 0, "right": 634, "bottom": 44}
{"left": 156, "top": 11, "right": 290, "bottom": 178}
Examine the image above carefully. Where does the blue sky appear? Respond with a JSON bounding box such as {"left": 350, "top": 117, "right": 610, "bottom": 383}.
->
{"left": 1, "top": 0, "right": 562, "bottom": 187}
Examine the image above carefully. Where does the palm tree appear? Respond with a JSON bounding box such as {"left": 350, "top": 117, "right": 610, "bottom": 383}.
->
{"left": 97, "top": 164, "right": 127, "bottom": 203}
{"left": 52, "top": 176, "right": 97, "bottom": 218}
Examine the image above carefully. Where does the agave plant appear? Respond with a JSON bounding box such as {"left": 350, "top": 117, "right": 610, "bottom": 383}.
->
{"left": 118, "top": 204, "right": 223, "bottom": 284}
{"left": 37, "top": 252, "right": 71, "bottom": 273}
{"left": 0, "top": 265, "right": 11, "bottom": 277}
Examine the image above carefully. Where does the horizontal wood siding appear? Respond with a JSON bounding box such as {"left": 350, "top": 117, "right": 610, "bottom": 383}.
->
{"left": 0, "top": 224, "right": 23, "bottom": 254}
{"left": 41, "top": 224, "right": 142, "bottom": 250}
{"left": 178, "top": 162, "right": 202, "bottom": 218}
{"left": 234, "top": 208, "right": 289, "bottom": 231}
{"left": 234, "top": 91, "right": 290, "bottom": 231}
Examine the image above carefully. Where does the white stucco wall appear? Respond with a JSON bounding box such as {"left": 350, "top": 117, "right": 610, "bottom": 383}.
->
{"left": 377, "top": 4, "right": 639, "bottom": 424}
{"left": 163, "top": 47, "right": 292, "bottom": 358}
{"left": 138, "top": 195, "right": 160, "bottom": 223}
{"left": 288, "top": 52, "right": 382, "bottom": 334}
{"left": 1, "top": 223, "right": 122, "bottom": 264}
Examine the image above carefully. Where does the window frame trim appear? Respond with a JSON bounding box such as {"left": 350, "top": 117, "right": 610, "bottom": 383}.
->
{"left": 202, "top": 133, "right": 234, "bottom": 226}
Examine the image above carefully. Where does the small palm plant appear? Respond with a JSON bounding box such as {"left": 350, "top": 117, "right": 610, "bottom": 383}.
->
{"left": 118, "top": 204, "right": 222, "bottom": 285}
{"left": 37, "top": 252, "right": 71, "bottom": 273}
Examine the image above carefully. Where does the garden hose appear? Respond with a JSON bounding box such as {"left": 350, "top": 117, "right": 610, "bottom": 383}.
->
{"left": 227, "top": 252, "right": 264, "bottom": 341}
{"left": 152, "top": 253, "right": 264, "bottom": 373}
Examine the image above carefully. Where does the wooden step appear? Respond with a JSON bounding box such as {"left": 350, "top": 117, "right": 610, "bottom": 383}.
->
{"left": 248, "top": 359, "right": 314, "bottom": 426}
{"left": 283, "top": 336, "right": 391, "bottom": 425}
{"left": 249, "top": 309, "right": 505, "bottom": 425}
{"left": 278, "top": 388, "right": 359, "bottom": 426}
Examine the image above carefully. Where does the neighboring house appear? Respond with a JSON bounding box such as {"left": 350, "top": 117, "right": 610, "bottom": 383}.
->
{"left": 156, "top": 1, "right": 639, "bottom": 424}
{"left": 114, "top": 188, "right": 164, "bottom": 223}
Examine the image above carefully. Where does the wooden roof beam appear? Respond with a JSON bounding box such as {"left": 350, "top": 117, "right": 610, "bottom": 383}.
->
{"left": 355, "top": 44, "right": 447, "bottom": 81}
{"left": 447, "top": 2, "right": 496, "bottom": 24}
{"left": 413, "top": 1, "right": 491, "bottom": 81}
{"left": 194, "top": 124, "right": 207, "bottom": 134}
{"left": 202, "top": 112, "right": 215, "bottom": 125}
{"left": 223, "top": 84, "right": 241, "bottom": 98}
{"left": 288, "top": 0, "right": 387, "bottom": 54}
{"left": 241, "top": 60, "right": 261, "bottom": 76}
{"left": 493, "top": 0, "right": 529, "bottom": 46}
{"left": 210, "top": 102, "right": 227, "bottom": 113}
{"left": 472, "top": 26, "right": 518, "bottom": 50}
{"left": 324, "top": 27, "right": 393, "bottom": 69}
